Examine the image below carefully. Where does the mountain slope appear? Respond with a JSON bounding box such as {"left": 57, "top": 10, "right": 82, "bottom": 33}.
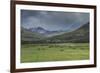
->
{"left": 21, "top": 22, "right": 89, "bottom": 44}
{"left": 21, "top": 27, "right": 46, "bottom": 43}
{"left": 28, "top": 27, "right": 65, "bottom": 37}
{"left": 46, "top": 22, "right": 89, "bottom": 43}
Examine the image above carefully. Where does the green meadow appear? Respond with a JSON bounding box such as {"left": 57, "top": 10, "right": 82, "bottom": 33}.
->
{"left": 21, "top": 43, "right": 89, "bottom": 63}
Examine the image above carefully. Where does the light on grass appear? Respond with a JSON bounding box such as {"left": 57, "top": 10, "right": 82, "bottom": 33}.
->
{"left": 21, "top": 43, "right": 89, "bottom": 63}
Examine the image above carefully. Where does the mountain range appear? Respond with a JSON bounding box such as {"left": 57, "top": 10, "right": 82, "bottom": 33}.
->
{"left": 21, "top": 22, "right": 89, "bottom": 44}
{"left": 27, "top": 27, "right": 65, "bottom": 37}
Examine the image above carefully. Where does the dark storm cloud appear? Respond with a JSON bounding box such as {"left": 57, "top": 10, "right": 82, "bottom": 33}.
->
{"left": 21, "top": 10, "right": 89, "bottom": 31}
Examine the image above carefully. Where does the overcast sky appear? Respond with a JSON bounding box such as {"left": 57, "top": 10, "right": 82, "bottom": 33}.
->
{"left": 21, "top": 10, "right": 89, "bottom": 31}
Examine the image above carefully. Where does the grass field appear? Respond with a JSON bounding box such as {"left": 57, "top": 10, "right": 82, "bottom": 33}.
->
{"left": 21, "top": 43, "right": 89, "bottom": 63}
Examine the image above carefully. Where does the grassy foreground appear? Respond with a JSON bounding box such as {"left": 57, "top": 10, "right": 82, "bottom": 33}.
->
{"left": 21, "top": 43, "right": 89, "bottom": 63}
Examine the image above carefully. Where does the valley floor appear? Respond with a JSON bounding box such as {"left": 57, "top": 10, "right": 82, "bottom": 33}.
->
{"left": 21, "top": 43, "right": 89, "bottom": 63}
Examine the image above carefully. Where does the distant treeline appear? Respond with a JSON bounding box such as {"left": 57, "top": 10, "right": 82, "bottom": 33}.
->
{"left": 21, "top": 39, "right": 89, "bottom": 44}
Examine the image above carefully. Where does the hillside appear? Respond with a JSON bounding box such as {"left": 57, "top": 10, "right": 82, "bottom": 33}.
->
{"left": 46, "top": 22, "right": 89, "bottom": 43}
{"left": 21, "top": 22, "right": 89, "bottom": 44}
{"left": 21, "top": 27, "right": 46, "bottom": 44}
